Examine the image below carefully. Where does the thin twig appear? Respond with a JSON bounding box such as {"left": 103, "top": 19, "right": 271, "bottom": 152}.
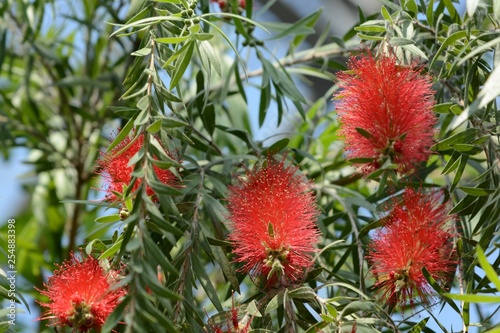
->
{"left": 244, "top": 42, "right": 356, "bottom": 79}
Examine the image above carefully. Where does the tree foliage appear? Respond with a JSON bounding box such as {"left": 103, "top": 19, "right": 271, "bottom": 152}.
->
{"left": 1, "top": 0, "right": 499, "bottom": 332}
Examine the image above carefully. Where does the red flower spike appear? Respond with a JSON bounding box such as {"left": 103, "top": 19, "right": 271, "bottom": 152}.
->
{"left": 367, "top": 188, "right": 457, "bottom": 308}
{"left": 211, "top": 0, "right": 246, "bottom": 12}
{"left": 334, "top": 53, "right": 437, "bottom": 175}
{"left": 227, "top": 156, "right": 320, "bottom": 287}
{"left": 37, "top": 253, "right": 127, "bottom": 333}
{"left": 97, "top": 131, "right": 177, "bottom": 202}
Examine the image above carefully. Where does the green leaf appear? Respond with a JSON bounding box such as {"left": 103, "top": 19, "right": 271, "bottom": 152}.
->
{"left": 264, "top": 11, "right": 317, "bottom": 40}
{"left": 260, "top": 56, "right": 281, "bottom": 84}
{"left": 450, "top": 143, "right": 482, "bottom": 155}
{"left": 290, "top": 8, "right": 322, "bottom": 49}
{"left": 476, "top": 245, "right": 500, "bottom": 291}
{"left": 317, "top": 282, "right": 371, "bottom": 300}
{"left": 261, "top": 138, "right": 289, "bottom": 155}
{"left": 155, "top": 36, "right": 190, "bottom": 44}
{"left": 326, "top": 303, "right": 337, "bottom": 318}
{"left": 409, "top": 317, "right": 430, "bottom": 333}
{"left": 101, "top": 295, "right": 129, "bottom": 333}
{"left": 449, "top": 194, "right": 477, "bottom": 215}
{"left": 287, "top": 286, "right": 316, "bottom": 301}
{"left": 472, "top": 135, "right": 490, "bottom": 145}
{"left": 275, "top": 70, "right": 306, "bottom": 103}
{"left": 234, "top": 61, "right": 247, "bottom": 103}
{"left": 401, "top": 43, "right": 428, "bottom": 59}
{"left": 355, "top": 318, "right": 388, "bottom": 326}
{"left": 200, "top": 18, "right": 247, "bottom": 75}
{"left": 134, "top": 109, "right": 149, "bottom": 126}
{"left": 126, "top": 237, "right": 141, "bottom": 252}
{"left": 141, "top": 270, "right": 180, "bottom": 301}
{"left": 169, "top": 41, "right": 195, "bottom": 90}
{"left": 95, "top": 214, "right": 121, "bottom": 223}
{"left": 423, "top": 267, "right": 461, "bottom": 314}
{"left": 146, "top": 119, "right": 162, "bottom": 133}
{"left": 355, "top": 127, "right": 373, "bottom": 139}
{"left": 357, "top": 33, "right": 385, "bottom": 41}
{"left": 458, "top": 186, "right": 494, "bottom": 196}
{"left": 189, "top": 23, "right": 201, "bottom": 34}
{"left": 198, "top": 40, "right": 221, "bottom": 77}
{"left": 215, "top": 125, "right": 257, "bottom": 150}
{"left": 390, "top": 37, "right": 414, "bottom": 46}
{"left": 485, "top": 328, "right": 500, "bottom": 333}
{"left": 450, "top": 64, "right": 500, "bottom": 130}
{"left": 230, "top": 9, "right": 252, "bottom": 40}
{"left": 161, "top": 117, "right": 188, "bottom": 128}
{"left": 430, "top": 30, "right": 467, "bottom": 69}
{"left": 259, "top": 79, "right": 271, "bottom": 126}
{"left": 260, "top": 21, "right": 312, "bottom": 40}
{"left": 434, "top": 102, "right": 454, "bottom": 114}
{"left": 131, "top": 47, "right": 151, "bottom": 56}
{"left": 377, "top": 0, "right": 401, "bottom": 11}
{"left": 354, "top": 21, "right": 386, "bottom": 32}
{"left": 148, "top": 158, "right": 173, "bottom": 170}
{"left": 340, "top": 301, "right": 378, "bottom": 318}
{"left": 194, "top": 33, "right": 214, "bottom": 41}
{"left": 85, "top": 239, "right": 108, "bottom": 255}
{"left": 359, "top": 218, "right": 385, "bottom": 237}
{"left": 137, "top": 94, "right": 150, "bottom": 110}
{"left": 136, "top": 292, "right": 179, "bottom": 331}
{"left": 143, "top": 236, "right": 179, "bottom": 277}
{"left": 203, "top": 194, "right": 230, "bottom": 228}
{"left": 381, "top": 6, "right": 392, "bottom": 23}
{"left": 148, "top": 179, "right": 183, "bottom": 196}
{"left": 246, "top": 300, "right": 261, "bottom": 317}
{"left": 431, "top": 128, "right": 479, "bottom": 151}
{"left": 403, "top": 0, "right": 418, "bottom": 14}
{"left": 456, "top": 36, "right": 500, "bottom": 68}
{"left": 98, "top": 240, "right": 123, "bottom": 261}
{"left": 426, "top": 0, "right": 435, "bottom": 26}
{"left": 201, "top": 104, "right": 215, "bottom": 136}
{"left": 191, "top": 254, "right": 223, "bottom": 311}
{"left": 153, "top": 0, "right": 182, "bottom": 4}
{"left": 445, "top": 294, "right": 500, "bottom": 303}
{"left": 111, "top": 15, "right": 183, "bottom": 37}
{"left": 451, "top": 155, "right": 468, "bottom": 192}
{"left": 441, "top": 151, "right": 461, "bottom": 175}
{"left": 495, "top": 0, "right": 500, "bottom": 20}
{"left": 211, "top": 245, "right": 240, "bottom": 293}
{"left": 265, "top": 291, "right": 283, "bottom": 314}
{"left": 442, "top": 0, "right": 460, "bottom": 23}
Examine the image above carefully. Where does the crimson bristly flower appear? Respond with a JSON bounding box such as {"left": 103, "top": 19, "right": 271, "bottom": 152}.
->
{"left": 97, "top": 130, "right": 177, "bottom": 201}
{"left": 37, "top": 253, "right": 127, "bottom": 332}
{"left": 227, "top": 156, "right": 320, "bottom": 287}
{"left": 366, "top": 188, "right": 457, "bottom": 308}
{"left": 211, "top": 0, "right": 246, "bottom": 12}
{"left": 334, "top": 52, "right": 436, "bottom": 175}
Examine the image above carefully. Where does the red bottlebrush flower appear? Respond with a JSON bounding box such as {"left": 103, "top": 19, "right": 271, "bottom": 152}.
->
{"left": 366, "top": 188, "right": 457, "bottom": 308}
{"left": 97, "top": 131, "right": 177, "bottom": 201}
{"left": 227, "top": 156, "right": 320, "bottom": 287}
{"left": 211, "top": 0, "right": 246, "bottom": 12}
{"left": 37, "top": 253, "right": 127, "bottom": 332}
{"left": 334, "top": 53, "right": 436, "bottom": 175}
